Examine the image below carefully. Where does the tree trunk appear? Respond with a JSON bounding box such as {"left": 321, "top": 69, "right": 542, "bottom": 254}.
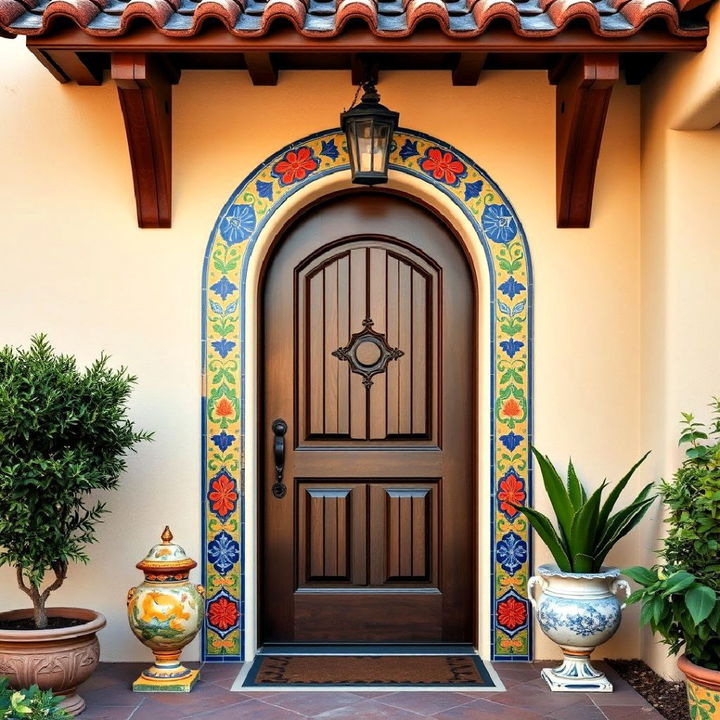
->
{"left": 15, "top": 565, "right": 50, "bottom": 629}
{"left": 33, "top": 596, "right": 48, "bottom": 630}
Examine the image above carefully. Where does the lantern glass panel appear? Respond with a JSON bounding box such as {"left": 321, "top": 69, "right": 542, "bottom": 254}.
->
{"left": 355, "top": 119, "right": 375, "bottom": 173}
{"left": 373, "top": 122, "right": 390, "bottom": 173}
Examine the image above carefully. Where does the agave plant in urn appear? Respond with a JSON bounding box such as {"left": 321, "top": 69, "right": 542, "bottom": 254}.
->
{"left": 127, "top": 527, "right": 205, "bottom": 692}
{"left": 512, "top": 447, "right": 656, "bottom": 692}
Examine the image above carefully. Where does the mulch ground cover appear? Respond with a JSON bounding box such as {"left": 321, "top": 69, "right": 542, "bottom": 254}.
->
{"left": 607, "top": 658, "right": 689, "bottom": 720}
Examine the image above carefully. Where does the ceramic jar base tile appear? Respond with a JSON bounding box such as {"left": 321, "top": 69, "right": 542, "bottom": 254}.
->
{"left": 132, "top": 650, "right": 199, "bottom": 693}
{"left": 528, "top": 564, "right": 630, "bottom": 693}
{"left": 127, "top": 527, "right": 205, "bottom": 693}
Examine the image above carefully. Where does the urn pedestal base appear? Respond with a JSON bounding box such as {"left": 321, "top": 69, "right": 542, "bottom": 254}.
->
{"left": 133, "top": 651, "right": 199, "bottom": 693}
{"left": 541, "top": 651, "right": 612, "bottom": 692}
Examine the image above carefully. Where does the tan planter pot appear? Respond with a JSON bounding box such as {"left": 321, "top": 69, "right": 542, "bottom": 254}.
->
{"left": 0, "top": 607, "right": 106, "bottom": 717}
{"left": 678, "top": 654, "right": 720, "bottom": 720}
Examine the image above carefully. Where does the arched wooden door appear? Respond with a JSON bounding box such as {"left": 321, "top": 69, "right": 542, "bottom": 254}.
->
{"left": 261, "top": 192, "right": 476, "bottom": 644}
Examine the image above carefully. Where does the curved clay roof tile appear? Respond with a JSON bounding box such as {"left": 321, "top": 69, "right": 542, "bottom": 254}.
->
{"left": 470, "top": 0, "right": 522, "bottom": 35}
{"left": 192, "top": 0, "right": 243, "bottom": 29}
{"left": 257, "top": 0, "right": 308, "bottom": 33}
{"left": 404, "top": 0, "right": 450, "bottom": 34}
{"left": 0, "top": 0, "right": 27, "bottom": 26}
{"left": 42, "top": 0, "right": 110, "bottom": 27}
{"left": 335, "top": 0, "right": 380, "bottom": 35}
{"left": 543, "top": 0, "right": 602, "bottom": 32}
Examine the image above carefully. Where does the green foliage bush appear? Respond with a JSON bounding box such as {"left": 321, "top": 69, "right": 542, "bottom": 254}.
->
{"left": 625, "top": 398, "right": 720, "bottom": 670}
{"left": 512, "top": 446, "right": 655, "bottom": 573}
{"left": 0, "top": 335, "right": 152, "bottom": 629}
{"left": 0, "top": 678, "right": 70, "bottom": 719}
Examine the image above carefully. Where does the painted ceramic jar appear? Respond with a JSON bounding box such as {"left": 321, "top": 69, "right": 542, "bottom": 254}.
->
{"left": 528, "top": 563, "right": 629, "bottom": 692}
{"left": 127, "top": 526, "right": 205, "bottom": 692}
{"left": 678, "top": 654, "right": 720, "bottom": 720}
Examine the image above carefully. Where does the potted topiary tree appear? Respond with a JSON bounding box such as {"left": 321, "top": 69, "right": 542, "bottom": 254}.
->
{"left": 0, "top": 335, "right": 152, "bottom": 716}
{"left": 512, "top": 447, "right": 655, "bottom": 692}
{"left": 624, "top": 399, "right": 720, "bottom": 720}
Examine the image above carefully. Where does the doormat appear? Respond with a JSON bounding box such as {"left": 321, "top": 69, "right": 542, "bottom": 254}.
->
{"left": 233, "top": 652, "right": 503, "bottom": 692}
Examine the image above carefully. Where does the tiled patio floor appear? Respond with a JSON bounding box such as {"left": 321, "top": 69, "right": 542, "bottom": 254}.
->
{"left": 77, "top": 661, "right": 664, "bottom": 720}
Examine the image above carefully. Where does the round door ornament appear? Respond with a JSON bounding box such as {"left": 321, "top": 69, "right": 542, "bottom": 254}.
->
{"left": 127, "top": 526, "right": 205, "bottom": 692}
{"left": 332, "top": 317, "right": 404, "bottom": 389}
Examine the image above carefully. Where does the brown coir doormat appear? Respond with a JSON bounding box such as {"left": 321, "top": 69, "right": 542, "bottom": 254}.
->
{"left": 238, "top": 654, "right": 497, "bottom": 689}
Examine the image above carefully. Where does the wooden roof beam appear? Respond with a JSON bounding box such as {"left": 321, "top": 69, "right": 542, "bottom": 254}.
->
{"left": 112, "top": 53, "right": 176, "bottom": 228}
{"left": 452, "top": 52, "right": 487, "bottom": 85}
{"left": 245, "top": 52, "right": 278, "bottom": 85}
{"left": 553, "top": 53, "right": 619, "bottom": 228}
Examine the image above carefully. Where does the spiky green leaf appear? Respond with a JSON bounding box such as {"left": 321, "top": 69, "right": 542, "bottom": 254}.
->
{"left": 531, "top": 447, "right": 574, "bottom": 544}
{"left": 597, "top": 451, "right": 651, "bottom": 532}
{"left": 510, "top": 503, "right": 572, "bottom": 572}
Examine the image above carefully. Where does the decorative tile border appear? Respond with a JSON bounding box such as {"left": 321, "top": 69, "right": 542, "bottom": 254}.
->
{"left": 201, "top": 128, "right": 533, "bottom": 662}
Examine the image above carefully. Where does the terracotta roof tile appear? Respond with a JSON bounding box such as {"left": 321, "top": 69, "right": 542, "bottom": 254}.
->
{"left": 0, "top": 0, "right": 706, "bottom": 37}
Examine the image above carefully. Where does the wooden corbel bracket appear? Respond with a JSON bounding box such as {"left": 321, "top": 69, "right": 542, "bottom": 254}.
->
{"left": 553, "top": 53, "right": 619, "bottom": 228}
{"left": 111, "top": 53, "right": 178, "bottom": 228}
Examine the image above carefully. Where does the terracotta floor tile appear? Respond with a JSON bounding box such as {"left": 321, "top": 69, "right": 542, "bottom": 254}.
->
{"left": 600, "top": 706, "right": 665, "bottom": 719}
{"left": 495, "top": 663, "right": 548, "bottom": 683}
{"left": 200, "top": 662, "right": 245, "bottom": 681}
{"left": 378, "top": 691, "right": 475, "bottom": 715}
{"left": 134, "top": 681, "right": 248, "bottom": 715}
{"left": 79, "top": 684, "right": 141, "bottom": 707}
{"left": 73, "top": 662, "right": 658, "bottom": 720}
{"left": 431, "top": 698, "right": 544, "bottom": 719}
{"left": 314, "top": 698, "right": 429, "bottom": 719}
{"left": 74, "top": 706, "right": 141, "bottom": 720}
{"left": 184, "top": 699, "right": 265, "bottom": 719}
{"left": 492, "top": 682, "right": 593, "bottom": 715}
{"left": 262, "top": 691, "right": 366, "bottom": 716}
{"left": 547, "top": 702, "right": 608, "bottom": 720}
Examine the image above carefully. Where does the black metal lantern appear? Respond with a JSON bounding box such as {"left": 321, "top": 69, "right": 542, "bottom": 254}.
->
{"left": 341, "top": 81, "right": 399, "bottom": 186}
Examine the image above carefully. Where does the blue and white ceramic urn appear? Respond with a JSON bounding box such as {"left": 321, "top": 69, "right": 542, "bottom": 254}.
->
{"left": 529, "top": 564, "right": 630, "bottom": 692}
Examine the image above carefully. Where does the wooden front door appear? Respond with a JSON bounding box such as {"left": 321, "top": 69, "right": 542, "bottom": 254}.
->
{"left": 261, "top": 192, "right": 475, "bottom": 644}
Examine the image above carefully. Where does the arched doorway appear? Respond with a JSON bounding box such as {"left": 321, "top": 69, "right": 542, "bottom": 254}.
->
{"left": 201, "top": 128, "right": 533, "bottom": 663}
{"left": 259, "top": 191, "right": 476, "bottom": 644}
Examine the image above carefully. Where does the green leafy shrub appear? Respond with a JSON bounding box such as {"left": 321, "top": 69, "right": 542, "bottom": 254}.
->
{"left": 0, "top": 335, "right": 152, "bottom": 629}
{"left": 511, "top": 447, "right": 655, "bottom": 573}
{"left": 625, "top": 399, "right": 720, "bottom": 670}
{"left": 0, "top": 678, "right": 70, "bottom": 719}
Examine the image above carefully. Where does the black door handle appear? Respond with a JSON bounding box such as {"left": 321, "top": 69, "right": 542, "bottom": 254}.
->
{"left": 271, "top": 419, "right": 287, "bottom": 499}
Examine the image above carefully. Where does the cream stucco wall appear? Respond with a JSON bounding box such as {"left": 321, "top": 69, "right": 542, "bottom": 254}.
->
{"left": 640, "top": 8, "right": 720, "bottom": 678}
{"left": 0, "top": 38, "right": 648, "bottom": 662}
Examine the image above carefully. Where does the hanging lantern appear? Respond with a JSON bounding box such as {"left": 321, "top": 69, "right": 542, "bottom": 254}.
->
{"left": 341, "top": 81, "right": 399, "bottom": 186}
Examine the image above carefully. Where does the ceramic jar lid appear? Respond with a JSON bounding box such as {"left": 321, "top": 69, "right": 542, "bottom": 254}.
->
{"left": 136, "top": 526, "right": 197, "bottom": 577}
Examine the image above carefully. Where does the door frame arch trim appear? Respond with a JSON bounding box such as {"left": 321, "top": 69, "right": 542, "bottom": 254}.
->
{"left": 201, "top": 128, "right": 534, "bottom": 663}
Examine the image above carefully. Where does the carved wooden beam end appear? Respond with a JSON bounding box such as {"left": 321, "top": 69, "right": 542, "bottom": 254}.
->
{"left": 554, "top": 53, "right": 619, "bottom": 228}
{"left": 111, "top": 53, "right": 176, "bottom": 228}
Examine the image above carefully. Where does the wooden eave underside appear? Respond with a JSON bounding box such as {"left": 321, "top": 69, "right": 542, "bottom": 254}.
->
{"left": 22, "top": 26, "right": 705, "bottom": 229}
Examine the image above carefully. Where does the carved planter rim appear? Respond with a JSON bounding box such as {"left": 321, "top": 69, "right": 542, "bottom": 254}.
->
{"left": 0, "top": 607, "right": 106, "bottom": 643}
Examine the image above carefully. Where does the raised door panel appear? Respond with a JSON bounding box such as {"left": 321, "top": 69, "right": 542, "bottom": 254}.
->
{"left": 297, "top": 483, "right": 366, "bottom": 587}
{"left": 369, "top": 483, "right": 438, "bottom": 588}
{"left": 298, "top": 243, "right": 436, "bottom": 445}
